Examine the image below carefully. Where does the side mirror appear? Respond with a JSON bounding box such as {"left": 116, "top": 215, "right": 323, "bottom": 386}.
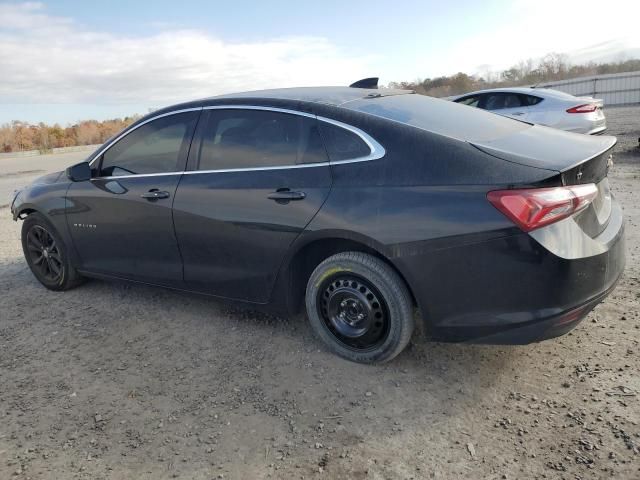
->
{"left": 66, "top": 162, "right": 92, "bottom": 182}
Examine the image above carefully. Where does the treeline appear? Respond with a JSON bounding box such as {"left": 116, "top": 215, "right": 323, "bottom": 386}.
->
{"left": 3, "top": 54, "right": 639, "bottom": 153}
{"left": 0, "top": 116, "right": 140, "bottom": 153}
{"left": 389, "top": 54, "right": 640, "bottom": 98}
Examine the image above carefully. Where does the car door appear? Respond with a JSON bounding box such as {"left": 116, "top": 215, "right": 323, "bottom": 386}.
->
{"left": 66, "top": 110, "right": 200, "bottom": 285}
{"left": 518, "top": 94, "right": 545, "bottom": 125}
{"left": 172, "top": 107, "right": 332, "bottom": 303}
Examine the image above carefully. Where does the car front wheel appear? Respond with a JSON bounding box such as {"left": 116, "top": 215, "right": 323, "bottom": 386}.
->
{"left": 21, "top": 213, "right": 84, "bottom": 291}
{"left": 305, "top": 252, "right": 414, "bottom": 364}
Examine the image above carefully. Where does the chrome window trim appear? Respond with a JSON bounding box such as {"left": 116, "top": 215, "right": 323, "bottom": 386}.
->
{"left": 92, "top": 171, "right": 184, "bottom": 180}
{"left": 316, "top": 116, "right": 385, "bottom": 164}
{"left": 89, "top": 104, "right": 385, "bottom": 179}
{"left": 183, "top": 161, "right": 329, "bottom": 175}
{"left": 202, "top": 104, "right": 316, "bottom": 119}
{"left": 200, "top": 105, "right": 385, "bottom": 165}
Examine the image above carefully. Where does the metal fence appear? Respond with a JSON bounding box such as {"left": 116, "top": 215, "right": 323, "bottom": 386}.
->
{"left": 537, "top": 71, "right": 640, "bottom": 106}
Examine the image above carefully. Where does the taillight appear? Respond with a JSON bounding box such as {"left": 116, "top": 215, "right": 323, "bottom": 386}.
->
{"left": 487, "top": 184, "right": 598, "bottom": 232}
{"left": 566, "top": 104, "right": 597, "bottom": 113}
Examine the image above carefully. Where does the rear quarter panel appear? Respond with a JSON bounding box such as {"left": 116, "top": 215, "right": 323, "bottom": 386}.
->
{"left": 299, "top": 106, "right": 563, "bottom": 329}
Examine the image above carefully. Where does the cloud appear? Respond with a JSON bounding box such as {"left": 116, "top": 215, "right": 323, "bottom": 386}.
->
{"left": 416, "top": 0, "right": 640, "bottom": 77}
{"left": 0, "top": 3, "right": 373, "bottom": 106}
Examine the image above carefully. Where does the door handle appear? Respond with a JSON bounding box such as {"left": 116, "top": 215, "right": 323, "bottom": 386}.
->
{"left": 141, "top": 189, "right": 170, "bottom": 200}
{"left": 267, "top": 189, "right": 306, "bottom": 202}
{"left": 511, "top": 112, "right": 525, "bottom": 116}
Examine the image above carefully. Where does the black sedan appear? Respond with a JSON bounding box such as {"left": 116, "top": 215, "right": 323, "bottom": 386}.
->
{"left": 10, "top": 79, "right": 625, "bottom": 363}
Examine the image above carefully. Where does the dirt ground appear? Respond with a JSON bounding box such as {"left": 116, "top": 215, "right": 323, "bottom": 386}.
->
{"left": 1, "top": 106, "right": 639, "bottom": 480}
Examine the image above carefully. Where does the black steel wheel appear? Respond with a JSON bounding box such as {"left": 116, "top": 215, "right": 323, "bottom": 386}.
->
{"left": 318, "top": 274, "right": 390, "bottom": 351}
{"left": 21, "top": 213, "right": 84, "bottom": 291}
{"left": 306, "top": 252, "right": 414, "bottom": 364}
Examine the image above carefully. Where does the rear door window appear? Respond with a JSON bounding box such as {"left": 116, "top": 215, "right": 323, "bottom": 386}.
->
{"left": 481, "top": 93, "right": 530, "bottom": 111}
{"left": 197, "top": 109, "right": 327, "bottom": 170}
{"left": 521, "top": 94, "right": 543, "bottom": 106}
{"left": 317, "top": 122, "right": 371, "bottom": 161}
{"left": 456, "top": 95, "right": 481, "bottom": 107}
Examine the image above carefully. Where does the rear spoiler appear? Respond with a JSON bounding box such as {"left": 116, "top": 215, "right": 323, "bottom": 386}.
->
{"left": 470, "top": 130, "right": 616, "bottom": 174}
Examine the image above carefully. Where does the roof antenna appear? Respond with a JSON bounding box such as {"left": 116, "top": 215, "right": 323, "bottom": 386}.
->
{"left": 349, "top": 77, "right": 379, "bottom": 89}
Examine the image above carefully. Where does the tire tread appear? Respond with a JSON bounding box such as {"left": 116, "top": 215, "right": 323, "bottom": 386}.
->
{"left": 305, "top": 251, "right": 414, "bottom": 363}
{"left": 21, "top": 213, "right": 84, "bottom": 291}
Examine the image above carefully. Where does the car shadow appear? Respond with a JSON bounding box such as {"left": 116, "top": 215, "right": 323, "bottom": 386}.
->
{"left": 2, "top": 254, "right": 517, "bottom": 404}
{"left": 0, "top": 253, "right": 541, "bottom": 479}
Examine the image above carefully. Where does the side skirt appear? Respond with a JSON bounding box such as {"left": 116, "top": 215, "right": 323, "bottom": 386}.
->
{"left": 76, "top": 269, "right": 288, "bottom": 316}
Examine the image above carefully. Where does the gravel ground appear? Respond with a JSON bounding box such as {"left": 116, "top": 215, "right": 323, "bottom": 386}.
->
{"left": 0, "top": 107, "right": 639, "bottom": 479}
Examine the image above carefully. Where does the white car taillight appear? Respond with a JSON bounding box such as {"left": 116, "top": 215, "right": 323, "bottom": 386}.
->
{"left": 566, "top": 104, "right": 598, "bottom": 113}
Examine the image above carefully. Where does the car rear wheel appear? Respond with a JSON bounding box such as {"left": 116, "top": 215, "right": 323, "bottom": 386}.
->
{"left": 21, "top": 213, "right": 84, "bottom": 291}
{"left": 305, "top": 252, "right": 414, "bottom": 363}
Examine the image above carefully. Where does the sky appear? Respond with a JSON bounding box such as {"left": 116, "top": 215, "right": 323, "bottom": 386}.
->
{"left": 0, "top": 0, "right": 639, "bottom": 124}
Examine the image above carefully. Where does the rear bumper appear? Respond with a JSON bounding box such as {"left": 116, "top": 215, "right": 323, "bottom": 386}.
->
{"left": 399, "top": 203, "right": 626, "bottom": 344}
{"left": 460, "top": 275, "right": 621, "bottom": 344}
{"left": 560, "top": 118, "right": 606, "bottom": 135}
{"left": 563, "top": 124, "right": 606, "bottom": 135}
{"left": 588, "top": 125, "right": 607, "bottom": 135}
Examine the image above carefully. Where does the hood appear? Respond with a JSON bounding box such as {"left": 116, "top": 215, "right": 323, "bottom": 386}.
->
{"left": 31, "top": 170, "right": 65, "bottom": 186}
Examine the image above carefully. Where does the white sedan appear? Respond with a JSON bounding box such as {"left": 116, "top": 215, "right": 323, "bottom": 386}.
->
{"left": 451, "top": 87, "right": 606, "bottom": 135}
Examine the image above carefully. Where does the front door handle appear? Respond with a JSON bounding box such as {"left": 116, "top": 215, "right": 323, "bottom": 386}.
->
{"left": 268, "top": 189, "right": 306, "bottom": 202}
{"left": 141, "top": 189, "right": 170, "bottom": 200}
{"left": 511, "top": 112, "right": 525, "bottom": 116}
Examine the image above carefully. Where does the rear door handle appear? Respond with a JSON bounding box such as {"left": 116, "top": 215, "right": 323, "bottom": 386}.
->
{"left": 268, "top": 189, "right": 306, "bottom": 202}
{"left": 141, "top": 189, "right": 170, "bottom": 200}
{"left": 511, "top": 112, "right": 525, "bottom": 116}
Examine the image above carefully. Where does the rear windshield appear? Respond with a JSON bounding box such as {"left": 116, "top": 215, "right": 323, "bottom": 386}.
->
{"left": 344, "top": 93, "right": 531, "bottom": 143}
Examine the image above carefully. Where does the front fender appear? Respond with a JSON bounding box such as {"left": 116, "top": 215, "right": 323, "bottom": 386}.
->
{"left": 10, "top": 180, "right": 79, "bottom": 266}
{"left": 10, "top": 189, "right": 25, "bottom": 220}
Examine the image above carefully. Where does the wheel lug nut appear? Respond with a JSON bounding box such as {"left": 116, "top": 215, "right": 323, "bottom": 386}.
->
{"left": 357, "top": 313, "right": 364, "bottom": 320}
{"left": 340, "top": 301, "right": 347, "bottom": 307}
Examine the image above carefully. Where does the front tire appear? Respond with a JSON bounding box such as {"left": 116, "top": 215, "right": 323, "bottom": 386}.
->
{"left": 305, "top": 252, "right": 414, "bottom": 364}
{"left": 21, "top": 213, "right": 84, "bottom": 291}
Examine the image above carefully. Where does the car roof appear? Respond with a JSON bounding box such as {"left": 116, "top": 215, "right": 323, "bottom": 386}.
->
{"left": 137, "top": 85, "right": 531, "bottom": 147}
{"left": 454, "top": 87, "right": 577, "bottom": 100}
{"left": 205, "top": 86, "right": 413, "bottom": 106}
{"left": 147, "top": 86, "right": 415, "bottom": 119}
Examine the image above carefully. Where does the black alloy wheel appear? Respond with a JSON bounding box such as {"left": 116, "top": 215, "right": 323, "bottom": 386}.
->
{"left": 21, "top": 213, "right": 84, "bottom": 291}
{"left": 25, "top": 225, "right": 64, "bottom": 283}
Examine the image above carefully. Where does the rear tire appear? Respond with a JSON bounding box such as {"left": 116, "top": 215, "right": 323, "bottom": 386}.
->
{"left": 305, "top": 252, "right": 414, "bottom": 364}
{"left": 21, "top": 213, "right": 84, "bottom": 291}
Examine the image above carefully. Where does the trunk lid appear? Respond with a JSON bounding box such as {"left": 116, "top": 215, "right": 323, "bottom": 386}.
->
{"left": 470, "top": 124, "right": 616, "bottom": 174}
{"left": 472, "top": 125, "right": 616, "bottom": 237}
{"left": 573, "top": 96, "right": 603, "bottom": 107}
